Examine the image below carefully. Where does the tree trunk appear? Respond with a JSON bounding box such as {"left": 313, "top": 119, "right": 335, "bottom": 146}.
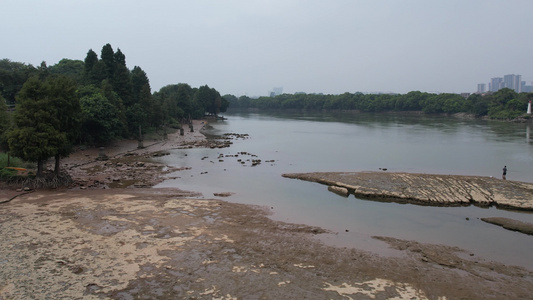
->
{"left": 54, "top": 154, "right": 60, "bottom": 175}
{"left": 37, "top": 159, "right": 44, "bottom": 177}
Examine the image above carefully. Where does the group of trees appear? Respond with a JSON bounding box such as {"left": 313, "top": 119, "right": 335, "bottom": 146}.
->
{"left": 224, "top": 89, "right": 533, "bottom": 119}
{"left": 0, "top": 44, "right": 228, "bottom": 177}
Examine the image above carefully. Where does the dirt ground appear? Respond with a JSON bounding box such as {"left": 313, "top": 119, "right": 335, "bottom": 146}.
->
{"left": 1, "top": 120, "right": 533, "bottom": 299}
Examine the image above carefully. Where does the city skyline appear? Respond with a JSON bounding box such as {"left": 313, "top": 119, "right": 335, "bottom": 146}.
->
{"left": 477, "top": 74, "right": 533, "bottom": 94}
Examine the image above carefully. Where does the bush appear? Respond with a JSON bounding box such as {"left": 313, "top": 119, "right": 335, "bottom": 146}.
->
{"left": 0, "top": 167, "right": 17, "bottom": 180}
{"left": 0, "top": 153, "right": 25, "bottom": 169}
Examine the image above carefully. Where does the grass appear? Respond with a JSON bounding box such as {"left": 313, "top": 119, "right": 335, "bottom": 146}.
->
{"left": 0, "top": 152, "right": 25, "bottom": 169}
{"left": 0, "top": 153, "right": 33, "bottom": 181}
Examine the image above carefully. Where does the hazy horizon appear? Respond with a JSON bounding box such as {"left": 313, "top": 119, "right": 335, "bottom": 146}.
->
{"left": 3, "top": 1, "right": 533, "bottom": 97}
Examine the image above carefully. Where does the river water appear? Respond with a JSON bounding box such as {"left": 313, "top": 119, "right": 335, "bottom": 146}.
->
{"left": 155, "top": 111, "right": 533, "bottom": 269}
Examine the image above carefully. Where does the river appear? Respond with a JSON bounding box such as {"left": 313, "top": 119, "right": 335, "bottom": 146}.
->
{"left": 155, "top": 111, "right": 533, "bottom": 269}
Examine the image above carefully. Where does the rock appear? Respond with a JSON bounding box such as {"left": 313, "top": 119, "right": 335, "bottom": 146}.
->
{"left": 283, "top": 172, "right": 533, "bottom": 210}
{"left": 328, "top": 186, "right": 349, "bottom": 197}
{"left": 152, "top": 151, "right": 170, "bottom": 157}
{"left": 213, "top": 192, "right": 234, "bottom": 197}
{"left": 481, "top": 217, "right": 533, "bottom": 235}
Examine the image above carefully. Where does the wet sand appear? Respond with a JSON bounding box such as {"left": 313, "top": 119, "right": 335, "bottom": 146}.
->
{"left": 1, "top": 121, "right": 533, "bottom": 299}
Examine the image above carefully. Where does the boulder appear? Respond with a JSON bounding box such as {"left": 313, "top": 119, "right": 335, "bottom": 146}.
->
{"left": 328, "top": 186, "right": 349, "bottom": 197}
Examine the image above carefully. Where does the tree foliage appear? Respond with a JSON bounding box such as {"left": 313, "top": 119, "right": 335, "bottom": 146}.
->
{"left": 6, "top": 76, "right": 80, "bottom": 176}
{"left": 225, "top": 90, "right": 532, "bottom": 120}
{"left": 0, "top": 59, "right": 37, "bottom": 105}
{"left": 80, "top": 92, "right": 123, "bottom": 145}
{"left": 2, "top": 43, "right": 228, "bottom": 176}
{"left": 0, "top": 94, "right": 11, "bottom": 150}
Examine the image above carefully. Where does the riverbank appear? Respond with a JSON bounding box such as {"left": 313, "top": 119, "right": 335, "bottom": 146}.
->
{"left": 1, "top": 121, "right": 533, "bottom": 299}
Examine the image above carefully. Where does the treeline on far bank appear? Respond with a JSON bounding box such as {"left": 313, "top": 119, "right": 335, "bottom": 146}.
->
{"left": 223, "top": 89, "right": 533, "bottom": 120}
{"left": 0, "top": 43, "right": 228, "bottom": 178}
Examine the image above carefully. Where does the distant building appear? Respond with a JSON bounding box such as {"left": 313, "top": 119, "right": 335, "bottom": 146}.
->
{"left": 270, "top": 87, "right": 283, "bottom": 97}
{"left": 503, "top": 74, "right": 521, "bottom": 93}
{"left": 480, "top": 74, "right": 532, "bottom": 94}
{"left": 489, "top": 77, "right": 503, "bottom": 92}
{"left": 521, "top": 81, "right": 533, "bottom": 93}
{"left": 477, "top": 83, "right": 486, "bottom": 94}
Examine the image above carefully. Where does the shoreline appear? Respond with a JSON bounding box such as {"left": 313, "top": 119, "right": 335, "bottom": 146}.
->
{"left": 1, "top": 120, "right": 533, "bottom": 299}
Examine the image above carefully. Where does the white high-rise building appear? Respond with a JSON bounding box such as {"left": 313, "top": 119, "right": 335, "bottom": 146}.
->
{"left": 503, "top": 74, "right": 522, "bottom": 93}
{"left": 490, "top": 77, "right": 503, "bottom": 92}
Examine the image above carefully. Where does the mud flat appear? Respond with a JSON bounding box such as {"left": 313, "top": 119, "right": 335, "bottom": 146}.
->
{"left": 282, "top": 171, "right": 533, "bottom": 211}
{"left": 1, "top": 189, "right": 533, "bottom": 299}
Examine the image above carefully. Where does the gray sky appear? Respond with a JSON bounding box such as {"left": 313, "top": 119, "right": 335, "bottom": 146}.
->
{"left": 3, "top": 0, "right": 533, "bottom": 96}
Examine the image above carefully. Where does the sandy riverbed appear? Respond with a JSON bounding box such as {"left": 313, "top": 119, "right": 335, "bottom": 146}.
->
{"left": 1, "top": 120, "right": 533, "bottom": 299}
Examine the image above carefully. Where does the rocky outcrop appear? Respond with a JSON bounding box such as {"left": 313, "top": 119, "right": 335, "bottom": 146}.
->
{"left": 282, "top": 172, "right": 533, "bottom": 211}
{"left": 481, "top": 217, "right": 533, "bottom": 235}
{"left": 327, "top": 185, "right": 349, "bottom": 197}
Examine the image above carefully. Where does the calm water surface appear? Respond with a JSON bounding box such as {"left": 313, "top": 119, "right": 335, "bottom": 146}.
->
{"left": 155, "top": 111, "right": 533, "bottom": 269}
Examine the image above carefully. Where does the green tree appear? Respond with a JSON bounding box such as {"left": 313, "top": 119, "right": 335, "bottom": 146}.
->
{"left": 46, "top": 76, "right": 81, "bottom": 173}
{"left": 114, "top": 48, "right": 126, "bottom": 67}
{"left": 467, "top": 93, "right": 488, "bottom": 116}
{"left": 49, "top": 59, "right": 84, "bottom": 85}
{"left": 83, "top": 49, "right": 98, "bottom": 78}
{"left": 113, "top": 63, "right": 133, "bottom": 106}
{"left": 0, "top": 95, "right": 11, "bottom": 151}
{"left": 0, "top": 59, "right": 37, "bottom": 104}
{"left": 7, "top": 77, "right": 67, "bottom": 176}
{"left": 80, "top": 93, "right": 123, "bottom": 145}
{"left": 487, "top": 88, "right": 519, "bottom": 119}
{"left": 100, "top": 43, "right": 115, "bottom": 80}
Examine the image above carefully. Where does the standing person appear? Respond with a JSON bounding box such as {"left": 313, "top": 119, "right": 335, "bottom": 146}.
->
{"left": 502, "top": 166, "right": 507, "bottom": 180}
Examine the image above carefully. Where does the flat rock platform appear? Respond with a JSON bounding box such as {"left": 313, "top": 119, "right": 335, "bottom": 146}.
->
{"left": 282, "top": 172, "right": 533, "bottom": 211}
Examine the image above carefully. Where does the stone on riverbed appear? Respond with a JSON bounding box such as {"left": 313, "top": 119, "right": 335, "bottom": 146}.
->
{"left": 481, "top": 217, "right": 533, "bottom": 235}
{"left": 327, "top": 186, "right": 349, "bottom": 197}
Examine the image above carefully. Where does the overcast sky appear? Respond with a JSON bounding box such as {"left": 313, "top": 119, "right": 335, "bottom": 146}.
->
{"left": 3, "top": 1, "right": 533, "bottom": 96}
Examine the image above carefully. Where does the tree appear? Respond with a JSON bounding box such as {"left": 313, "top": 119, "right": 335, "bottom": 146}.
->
{"left": 131, "top": 66, "right": 150, "bottom": 103}
{"left": 7, "top": 76, "right": 67, "bottom": 176}
{"left": 0, "top": 95, "right": 11, "bottom": 151}
{"left": 100, "top": 43, "right": 115, "bottom": 80}
{"left": 0, "top": 59, "right": 37, "bottom": 104}
{"left": 80, "top": 93, "right": 123, "bottom": 145}
{"left": 114, "top": 48, "right": 126, "bottom": 67}
{"left": 84, "top": 49, "right": 98, "bottom": 75}
{"left": 113, "top": 63, "right": 133, "bottom": 106}
{"left": 46, "top": 76, "right": 81, "bottom": 173}
{"left": 49, "top": 59, "right": 84, "bottom": 85}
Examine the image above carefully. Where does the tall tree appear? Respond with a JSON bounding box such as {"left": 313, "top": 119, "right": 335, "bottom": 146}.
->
{"left": 83, "top": 49, "right": 98, "bottom": 84}
{"left": 7, "top": 77, "right": 67, "bottom": 176}
{"left": 49, "top": 59, "right": 84, "bottom": 85}
{"left": 80, "top": 93, "right": 123, "bottom": 145}
{"left": 0, "top": 95, "right": 10, "bottom": 151}
{"left": 46, "top": 76, "right": 81, "bottom": 173}
{"left": 0, "top": 59, "right": 37, "bottom": 104}
{"left": 131, "top": 66, "right": 150, "bottom": 103}
{"left": 113, "top": 63, "right": 133, "bottom": 106}
{"left": 114, "top": 48, "right": 126, "bottom": 67}
{"left": 100, "top": 43, "right": 115, "bottom": 80}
